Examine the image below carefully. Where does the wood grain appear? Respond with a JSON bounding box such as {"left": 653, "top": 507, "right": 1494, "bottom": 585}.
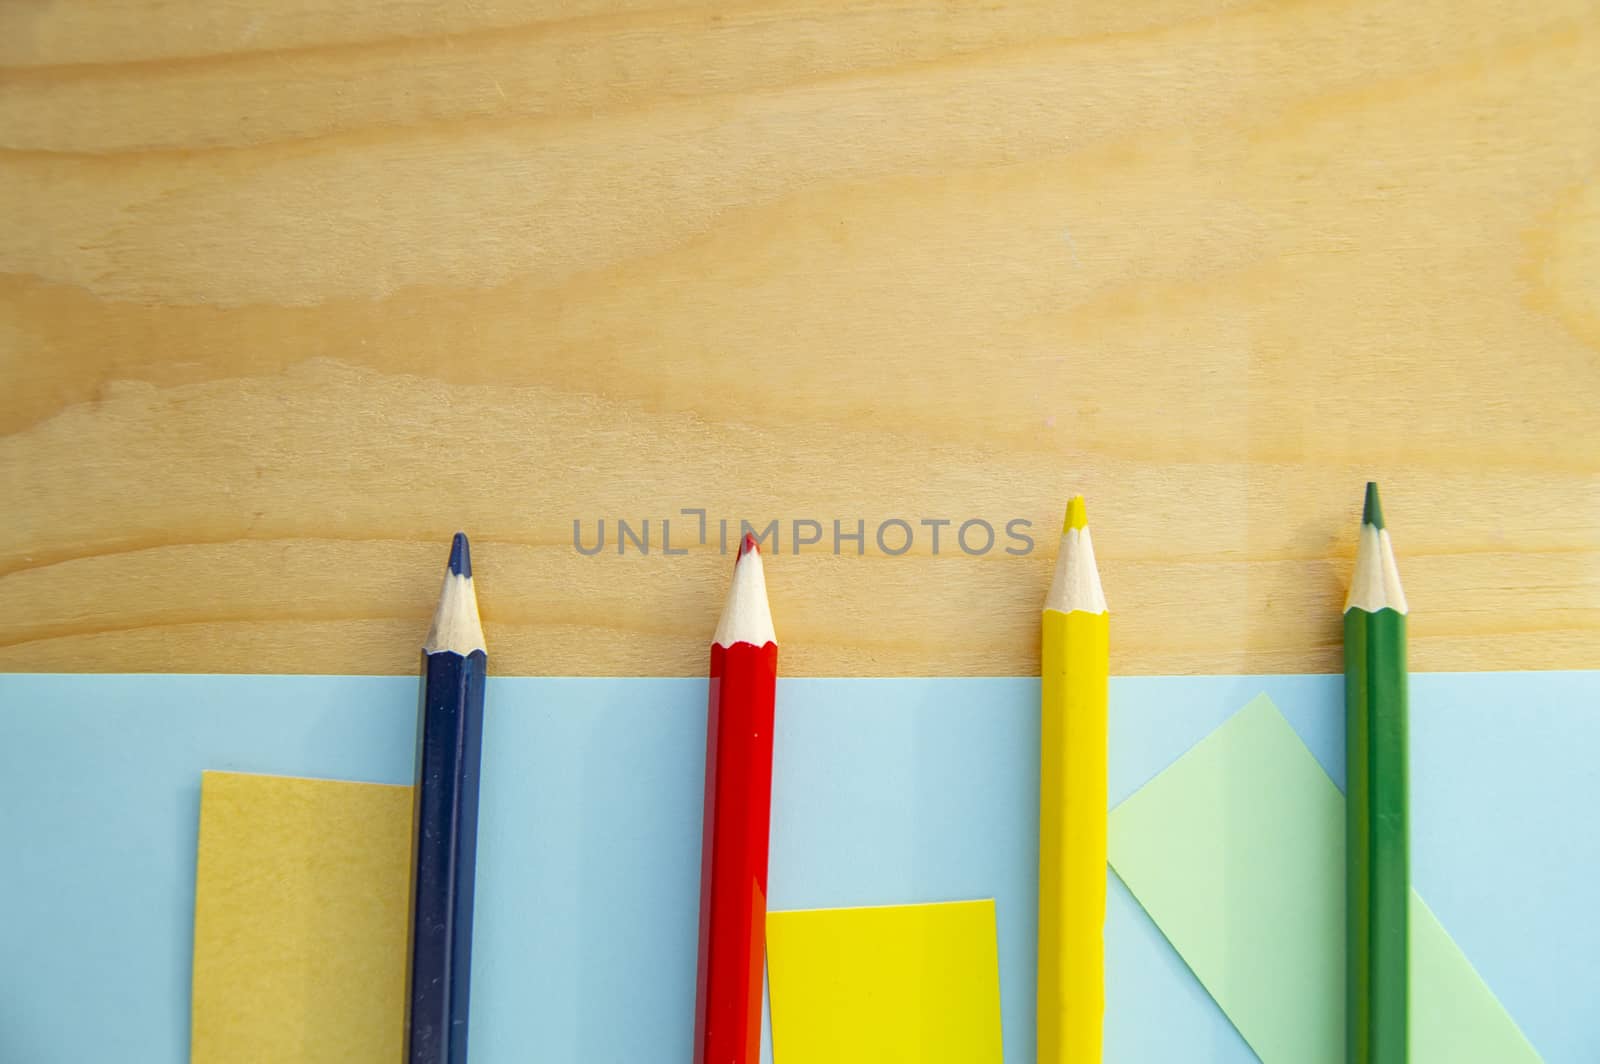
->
{"left": 1, "top": 0, "right": 1597, "bottom": 677}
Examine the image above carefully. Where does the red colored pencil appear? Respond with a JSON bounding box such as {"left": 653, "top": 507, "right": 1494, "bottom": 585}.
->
{"left": 693, "top": 533, "right": 779, "bottom": 1064}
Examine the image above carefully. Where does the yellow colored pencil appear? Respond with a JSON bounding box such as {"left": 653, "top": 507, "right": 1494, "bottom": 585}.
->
{"left": 1037, "top": 495, "right": 1110, "bottom": 1064}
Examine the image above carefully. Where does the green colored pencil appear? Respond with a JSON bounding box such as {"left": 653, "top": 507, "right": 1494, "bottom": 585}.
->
{"left": 1345, "top": 482, "right": 1409, "bottom": 1064}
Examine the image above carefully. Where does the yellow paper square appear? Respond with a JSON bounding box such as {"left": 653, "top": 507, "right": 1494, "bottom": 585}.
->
{"left": 190, "top": 770, "right": 412, "bottom": 1064}
{"left": 766, "top": 899, "right": 1004, "bottom": 1063}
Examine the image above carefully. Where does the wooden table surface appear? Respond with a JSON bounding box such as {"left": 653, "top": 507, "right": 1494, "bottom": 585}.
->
{"left": 2, "top": 1, "right": 1596, "bottom": 677}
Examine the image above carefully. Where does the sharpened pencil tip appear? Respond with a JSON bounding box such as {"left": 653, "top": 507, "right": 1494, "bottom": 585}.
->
{"left": 448, "top": 532, "right": 472, "bottom": 578}
{"left": 738, "top": 532, "right": 759, "bottom": 559}
{"left": 1063, "top": 495, "right": 1088, "bottom": 532}
{"left": 1362, "top": 482, "right": 1385, "bottom": 530}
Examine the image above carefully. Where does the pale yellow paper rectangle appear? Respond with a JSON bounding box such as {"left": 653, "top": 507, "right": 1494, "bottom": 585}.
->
{"left": 766, "top": 898, "right": 1004, "bottom": 1064}
{"left": 190, "top": 770, "right": 412, "bottom": 1064}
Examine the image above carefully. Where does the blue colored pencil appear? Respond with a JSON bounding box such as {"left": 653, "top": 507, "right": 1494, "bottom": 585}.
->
{"left": 407, "top": 533, "right": 488, "bottom": 1064}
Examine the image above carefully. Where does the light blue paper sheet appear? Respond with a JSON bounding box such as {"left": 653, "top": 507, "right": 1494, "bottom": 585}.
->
{"left": 0, "top": 673, "right": 1594, "bottom": 1063}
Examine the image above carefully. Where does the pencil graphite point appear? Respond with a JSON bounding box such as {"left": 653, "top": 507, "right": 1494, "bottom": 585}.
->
{"left": 1063, "top": 495, "right": 1088, "bottom": 533}
{"left": 1363, "top": 482, "right": 1385, "bottom": 530}
{"left": 448, "top": 532, "right": 472, "bottom": 578}
{"left": 739, "top": 532, "right": 759, "bottom": 559}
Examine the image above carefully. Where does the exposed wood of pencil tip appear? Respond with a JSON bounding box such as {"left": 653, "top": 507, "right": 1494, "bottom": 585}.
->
{"left": 423, "top": 533, "right": 487, "bottom": 657}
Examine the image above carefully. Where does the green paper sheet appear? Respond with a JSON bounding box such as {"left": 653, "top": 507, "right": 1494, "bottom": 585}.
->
{"left": 1107, "top": 694, "right": 1540, "bottom": 1064}
{"left": 1410, "top": 897, "right": 1543, "bottom": 1063}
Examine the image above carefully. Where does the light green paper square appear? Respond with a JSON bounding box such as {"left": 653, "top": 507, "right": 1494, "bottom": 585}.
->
{"left": 1107, "top": 694, "right": 1540, "bottom": 1064}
